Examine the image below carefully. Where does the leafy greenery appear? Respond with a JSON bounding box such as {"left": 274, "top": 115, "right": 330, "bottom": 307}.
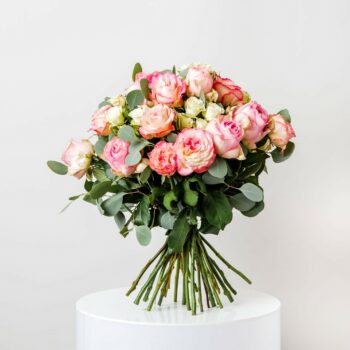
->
{"left": 132, "top": 62, "right": 142, "bottom": 82}
{"left": 239, "top": 183, "right": 263, "bottom": 202}
{"left": 126, "top": 90, "right": 144, "bottom": 110}
{"left": 47, "top": 161, "right": 68, "bottom": 175}
{"left": 167, "top": 209, "right": 190, "bottom": 253}
{"left": 135, "top": 225, "right": 152, "bottom": 246}
{"left": 271, "top": 142, "right": 295, "bottom": 163}
{"left": 203, "top": 191, "right": 232, "bottom": 229}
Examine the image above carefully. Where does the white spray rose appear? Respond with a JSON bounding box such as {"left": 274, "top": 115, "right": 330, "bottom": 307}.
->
{"left": 196, "top": 118, "right": 208, "bottom": 129}
{"left": 106, "top": 106, "right": 124, "bottom": 126}
{"left": 204, "top": 103, "right": 224, "bottom": 121}
{"left": 185, "top": 97, "right": 205, "bottom": 117}
{"left": 109, "top": 95, "right": 126, "bottom": 107}
{"left": 129, "top": 106, "right": 146, "bottom": 125}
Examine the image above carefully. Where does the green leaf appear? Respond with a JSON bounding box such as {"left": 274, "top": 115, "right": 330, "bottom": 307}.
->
{"left": 183, "top": 180, "right": 198, "bottom": 206}
{"left": 203, "top": 192, "right": 232, "bottom": 229}
{"left": 134, "top": 196, "right": 151, "bottom": 226}
{"left": 200, "top": 218, "right": 220, "bottom": 235}
{"left": 163, "top": 191, "right": 178, "bottom": 213}
{"left": 241, "top": 201, "right": 265, "bottom": 217}
{"left": 140, "top": 166, "right": 152, "bottom": 183}
{"left": 160, "top": 211, "right": 175, "bottom": 230}
{"left": 135, "top": 225, "right": 152, "bottom": 246}
{"left": 47, "top": 160, "right": 68, "bottom": 175}
{"left": 89, "top": 180, "right": 112, "bottom": 199}
{"left": 202, "top": 172, "right": 225, "bottom": 185}
{"left": 166, "top": 133, "right": 177, "bottom": 143}
{"left": 167, "top": 210, "right": 190, "bottom": 253}
{"left": 228, "top": 193, "right": 256, "bottom": 212}
{"left": 126, "top": 90, "right": 144, "bottom": 109}
{"left": 238, "top": 162, "right": 262, "bottom": 179}
{"left": 59, "top": 194, "right": 83, "bottom": 213}
{"left": 172, "top": 65, "right": 176, "bottom": 74}
{"left": 271, "top": 142, "right": 295, "bottom": 163}
{"left": 99, "top": 192, "right": 125, "bottom": 216}
{"left": 118, "top": 125, "right": 136, "bottom": 142}
{"left": 132, "top": 62, "right": 142, "bottom": 82}
{"left": 125, "top": 150, "right": 142, "bottom": 166}
{"left": 93, "top": 168, "right": 109, "bottom": 182}
{"left": 98, "top": 100, "right": 112, "bottom": 109}
{"left": 208, "top": 157, "right": 227, "bottom": 178}
{"left": 277, "top": 109, "right": 291, "bottom": 122}
{"left": 140, "top": 78, "right": 151, "bottom": 100}
{"left": 114, "top": 212, "right": 126, "bottom": 229}
{"left": 95, "top": 137, "right": 108, "bottom": 155}
{"left": 239, "top": 183, "right": 263, "bottom": 202}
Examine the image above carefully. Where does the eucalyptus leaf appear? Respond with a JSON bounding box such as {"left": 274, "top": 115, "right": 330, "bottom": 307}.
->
{"left": 118, "top": 125, "right": 136, "bottom": 142}
{"left": 202, "top": 172, "right": 225, "bottom": 185}
{"left": 89, "top": 180, "right": 112, "bottom": 199}
{"left": 160, "top": 211, "right": 175, "bottom": 230}
{"left": 241, "top": 201, "right": 265, "bottom": 217}
{"left": 99, "top": 192, "right": 125, "bottom": 216}
{"left": 93, "top": 168, "right": 109, "bottom": 182}
{"left": 140, "top": 78, "right": 151, "bottom": 100}
{"left": 126, "top": 90, "right": 144, "bottom": 110}
{"left": 95, "top": 137, "right": 108, "bottom": 155}
{"left": 134, "top": 196, "right": 151, "bottom": 226}
{"left": 135, "top": 225, "right": 152, "bottom": 246}
{"left": 208, "top": 157, "right": 227, "bottom": 178}
{"left": 114, "top": 211, "right": 126, "bottom": 229}
{"left": 47, "top": 160, "right": 68, "bottom": 175}
{"left": 228, "top": 193, "right": 256, "bottom": 212}
{"left": 132, "top": 62, "right": 142, "bottom": 82}
{"left": 239, "top": 183, "right": 263, "bottom": 202}
{"left": 140, "top": 166, "right": 152, "bottom": 183}
{"left": 125, "top": 150, "right": 142, "bottom": 166}
{"left": 271, "top": 142, "right": 295, "bottom": 163}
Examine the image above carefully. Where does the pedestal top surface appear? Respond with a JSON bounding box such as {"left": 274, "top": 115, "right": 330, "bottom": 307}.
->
{"left": 76, "top": 288, "right": 280, "bottom": 326}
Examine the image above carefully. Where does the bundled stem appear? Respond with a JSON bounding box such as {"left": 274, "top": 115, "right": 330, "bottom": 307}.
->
{"left": 127, "top": 229, "right": 251, "bottom": 315}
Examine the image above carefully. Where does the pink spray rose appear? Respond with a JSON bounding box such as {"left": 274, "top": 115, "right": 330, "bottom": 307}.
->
{"left": 206, "top": 115, "right": 245, "bottom": 159}
{"left": 139, "top": 104, "right": 175, "bottom": 139}
{"left": 213, "top": 75, "right": 244, "bottom": 107}
{"left": 233, "top": 101, "right": 269, "bottom": 149}
{"left": 90, "top": 105, "right": 112, "bottom": 136}
{"left": 185, "top": 65, "right": 213, "bottom": 97}
{"left": 102, "top": 137, "right": 136, "bottom": 176}
{"left": 148, "top": 141, "right": 177, "bottom": 176}
{"left": 61, "top": 139, "right": 94, "bottom": 179}
{"left": 268, "top": 114, "right": 296, "bottom": 150}
{"left": 148, "top": 72, "right": 186, "bottom": 106}
{"left": 175, "top": 128, "right": 216, "bottom": 176}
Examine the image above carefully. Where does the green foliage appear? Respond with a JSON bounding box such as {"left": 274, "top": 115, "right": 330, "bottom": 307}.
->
{"left": 239, "top": 183, "right": 263, "bottom": 202}
{"left": 241, "top": 201, "right": 265, "bottom": 217}
{"left": 99, "top": 192, "right": 125, "bottom": 216}
{"left": 208, "top": 157, "right": 227, "bottom": 178}
{"left": 159, "top": 211, "right": 175, "bottom": 230}
{"left": 95, "top": 136, "right": 108, "bottom": 155}
{"left": 132, "top": 62, "right": 142, "bottom": 82}
{"left": 228, "top": 193, "right": 256, "bottom": 212}
{"left": 167, "top": 209, "right": 190, "bottom": 253}
{"left": 135, "top": 225, "right": 152, "bottom": 246}
{"left": 114, "top": 212, "right": 126, "bottom": 229}
{"left": 140, "top": 78, "right": 151, "bottom": 100}
{"left": 47, "top": 161, "right": 68, "bottom": 175}
{"left": 140, "top": 167, "right": 152, "bottom": 183}
{"left": 163, "top": 191, "right": 178, "bottom": 213}
{"left": 271, "top": 142, "right": 295, "bottom": 163}
{"left": 118, "top": 125, "right": 136, "bottom": 142}
{"left": 89, "top": 181, "right": 112, "bottom": 199}
{"left": 134, "top": 196, "right": 151, "bottom": 226}
{"left": 126, "top": 90, "right": 144, "bottom": 110}
{"left": 202, "top": 192, "right": 232, "bottom": 229}
{"left": 125, "top": 138, "right": 149, "bottom": 166}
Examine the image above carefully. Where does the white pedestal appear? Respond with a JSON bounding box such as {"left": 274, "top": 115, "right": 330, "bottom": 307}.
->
{"left": 76, "top": 288, "right": 280, "bottom": 350}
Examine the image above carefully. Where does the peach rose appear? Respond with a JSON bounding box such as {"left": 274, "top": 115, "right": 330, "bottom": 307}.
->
{"left": 206, "top": 115, "right": 245, "bottom": 159}
{"left": 61, "top": 139, "right": 94, "bottom": 179}
{"left": 139, "top": 104, "right": 175, "bottom": 139}
{"left": 148, "top": 141, "right": 177, "bottom": 176}
{"left": 268, "top": 114, "right": 296, "bottom": 150}
{"left": 233, "top": 101, "right": 269, "bottom": 149}
{"left": 213, "top": 75, "right": 244, "bottom": 107}
{"left": 175, "top": 128, "right": 216, "bottom": 176}
{"left": 148, "top": 72, "right": 186, "bottom": 106}
{"left": 102, "top": 137, "right": 136, "bottom": 176}
{"left": 90, "top": 105, "right": 111, "bottom": 136}
{"left": 185, "top": 65, "right": 213, "bottom": 97}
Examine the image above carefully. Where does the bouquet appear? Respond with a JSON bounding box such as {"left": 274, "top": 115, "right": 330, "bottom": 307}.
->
{"left": 48, "top": 63, "right": 295, "bottom": 315}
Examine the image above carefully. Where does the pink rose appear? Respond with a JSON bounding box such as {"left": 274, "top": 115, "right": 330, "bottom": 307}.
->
{"left": 206, "top": 115, "right": 245, "bottom": 159}
{"left": 148, "top": 141, "right": 177, "bottom": 176}
{"left": 185, "top": 65, "right": 213, "bottom": 97}
{"left": 213, "top": 75, "right": 244, "bottom": 107}
{"left": 268, "top": 114, "right": 296, "bottom": 150}
{"left": 148, "top": 72, "right": 186, "bottom": 106}
{"left": 139, "top": 104, "right": 175, "bottom": 139}
{"left": 102, "top": 137, "right": 136, "bottom": 176}
{"left": 175, "top": 128, "right": 216, "bottom": 176}
{"left": 233, "top": 101, "right": 269, "bottom": 149}
{"left": 90, "top": 105, "right": 111, "bottom": 136}
{"left": 61, "top": 139, "right": 94, "bottom": 179}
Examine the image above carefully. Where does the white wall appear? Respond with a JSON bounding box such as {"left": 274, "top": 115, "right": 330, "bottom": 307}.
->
{"left": 1, "top": 0, "right": 349, "bottom": 349}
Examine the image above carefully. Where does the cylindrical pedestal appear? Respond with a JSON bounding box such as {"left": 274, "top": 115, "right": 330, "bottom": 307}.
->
{"left": 76, "top": 288, "right": 280, "bottom": 350}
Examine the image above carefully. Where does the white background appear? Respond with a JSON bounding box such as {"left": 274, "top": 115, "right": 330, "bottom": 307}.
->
{"left": 1, "top": 0, "right": 349, "bottom": 349}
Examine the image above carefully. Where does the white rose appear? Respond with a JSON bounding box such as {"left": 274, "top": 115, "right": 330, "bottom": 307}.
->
{"left": 204, "top": 103, "right": 224, "bottom": 121}
{"left": 109, "top": 95, "right": 126, "bottom": 107}
{"left": 129, "top": 106, "right": 146, "bottom": 125}
{"left": 106, "top": 106, "right": 124, "bottom": 126}
{"left": 196, "top": 118, "right": 208, "bottom": 129}
{"left": 184, "top": 97, "right": 205, "bottom": 117}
